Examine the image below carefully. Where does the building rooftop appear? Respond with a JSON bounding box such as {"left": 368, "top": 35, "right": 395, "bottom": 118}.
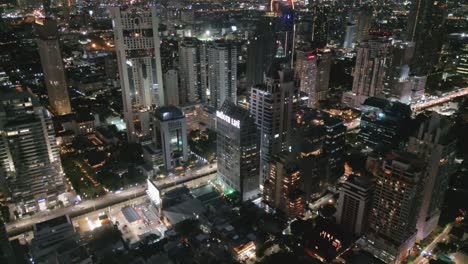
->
{"left": 34, "top": 215, "right": 71, "bottom": 234}
{"left": 154, "top": 105, "right": 184, "bottom": 122}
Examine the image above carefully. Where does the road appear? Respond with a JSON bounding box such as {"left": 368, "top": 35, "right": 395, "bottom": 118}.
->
{"left": 412, "top": 87, "right": 468, "bottom": 112}
{"left": 6, "top": 163, "right": 217, "bottom": 236}
{"left": 413, "top": 224, "right": 453, "bottom": 264}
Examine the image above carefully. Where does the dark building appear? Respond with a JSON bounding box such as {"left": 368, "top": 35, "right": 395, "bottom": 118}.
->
{"left": 323, "top": 115, "right": 346, "bottom": 182}
{"left": 359, "top": 97, "right": 412, "bottom": 150}
{"left": 406, "top": 0, "right": 447, "bottom": 75}
{"left": 263, "top": 153, "right": 305, "bottom": 219}
{"left": 246, "top": 15, "right": 276, "bottom": 88}
{"left": 35, "top": 18, "right": 72, "bottom": 116}
{"left": 336, "top": 175, "right": 374, "bottom": 235}
{"left": 216, "top": 100, "right": 260, "bottom": 201}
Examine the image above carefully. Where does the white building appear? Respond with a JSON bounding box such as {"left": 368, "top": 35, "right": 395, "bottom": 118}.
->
{"left": 249, "top": 69, "right": 294, "bottom": 184}
{"left": 110, "top": 5, "right": 165, "bottom": 141}
{"left": 207, "top": 40, "right": 237, "bottom": 109}
{"left": 178, "top": 38, "right": 208, "bottom": 104}
{"left": 343, "top": 38, "right": 389, "bottom": 108}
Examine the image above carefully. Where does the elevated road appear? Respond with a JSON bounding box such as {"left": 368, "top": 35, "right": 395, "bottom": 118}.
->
{"left": 6, "top": 164, "right": 217, "bottom": 237}
{"left": 412, "top": 87, "right": 468, "bottom": 112}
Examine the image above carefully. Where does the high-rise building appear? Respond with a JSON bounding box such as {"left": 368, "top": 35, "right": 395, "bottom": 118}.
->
{"left": 110, "top": 5, "right": 164, "bottom": 141}
{"left": 35, "top": 18, "right": 72, "bottom": 116}
{"left": 345, "top": 38, "right": 389, "bottom": 107}
{"left": 296, "top": 49, "right": 331, "bottom": 108}
{"left": 355, "top": 8, "right": 372, "bottom": 43}
{"left": 263, "top": 153, "right": 305, "bottom": 219}
{"left": 0, "top": 88, "right": 65, "bottom": 213}
{"left": 163, "top": 69, "right": 179, "bottom": 106}
{"left": 245, "top": 15, "right": 276, "bottom": 88}
{"left": 153, "top": 106, "right": 188, "bottom": 171}
{"left": 249, "top": 68, "right": 295, "bottom": 183}
{"left": 207, "top": 40, "right": 237, "bottom": 109}
{"left": 336, "top": 175, "right": 374, "bottom": 235}
{"left": 366, "top": 151, "right": 425, "bottom": 264}
{"left": 359, "top": 97, "right": 412, "bottom": 150}
{"left": 178, "top": 38, "right": 208, "bottom": 104}
{"left": 406, "top": 0, "right": 447, "bottom": 75}
{"left": 323, "top": 115, "right": 346, "bottom": 182}
{"left": 216, "top": 100, "right": 260, "bottom": 201}
{"left": 408, "top": 113, "right": 457, "bottom": 240}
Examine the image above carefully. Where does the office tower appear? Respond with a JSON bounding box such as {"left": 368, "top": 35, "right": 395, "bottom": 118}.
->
{"left": 346, "top": 38, "right": 390, "bottom": 107}
{"left": 249, "top": 68, "right": 295, "bottom": 183}
{"left": 355, "top": 8, "right": 372, "bottom": 43}
{"left": 384, "top": 41, "right": 416, "bottom": 101}
{"left": 310, "top": 5, "right": 329, "bottom": 48}
{"left": 246, "top": 15, "right": 276, "bottom": 88}
{"left": 359, "top": 97, "right": 412, "bottom": 150}
{"left": 323, "top": 115, "right": 346, "bottom": 182}
{"left": 366, "top": 151, "right": 425, "bottom": 264}
{"left": 110, "top": 5, "right": 164, "bottom": 141}
{"left": 35, "top": 19, "right": 72, "bottom": 116}
{"left": 207, "top": 40, "right": 237, "bottom": 109}
{"left": 343, "top": 22, "right": 355, "bottom": 48}
{"left": 336, "top": 175, "right": 374, "bottom": 236}
{"left": 406, "top": 0, "right": 447, "bottom": 75}
{"left": 164, "top": 69, "right": 179, "bottom": 106}
{"left": 296, "top": 49, "right": 331, "bottom": 108}
{"left": 31, "top": 215, "right": 88, "bottom": 264}
{"left": 407, "top": 113, "right": 457, "bottom": 240}
{"left": 216, "top": 100, "right": 260, "bottom": 201}
{"left": 263, "top": 153, "right": 305, "bottom": 219}
{"left": 314, "top": 50, "right": 332, "bottom": 105}
{"left": 0, "top": 88, "right": 65, "bottom": 213}
{"left": 178, "top": 38, "right": 208, "bottom": 103}
{"left": 153, "top": 106, "right": 188, "bottom": 171}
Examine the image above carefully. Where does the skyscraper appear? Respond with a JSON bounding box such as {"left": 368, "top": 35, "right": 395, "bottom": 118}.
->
{"left": 246, "top": 15, "right": 276, "bottom": 88}
{"left": 249, "top": 68, "right": 295, "bottom": 183}
{"left": 0, "top": 88, "right": 65, "bottom": 213}
{"left": 323, "top": 115, "right": 346, "bottom": 182}
{"left": 35, "top": 18, "right": 72, "bottom": 116}
{"left": 216, "top": 100, "right": 259, "bottom": 201}
{"left": 406, "top": 0, "right": 447, "bottom": 75}
{"left": 366, "top": 151, "right": 425, "bottom": 264}
{"left": 207, "top": 40, "right": 237, "bottom": 109}
{"left": 336, "top": 175, "right": 374, "bottom": 235}
{"left": 178, "top": 38, "right": 208, "bottom": 104}
{"left": 296, "top": 49, "right": 331, "bottom": 108}
{"left": 110, "top": 5, "right": 164, "bottom": 141}
{"left": 263, "top": 153, "right": 305, "bottom": 219}
{"left": 153, "top": 106, "right": 188, "bottom": 171}
{"left": 355, "top": 7, "right": 372, "bottom": 43}
{"left": 408, "top": 113, "right": 457, "bottom": 240}
{"left": 345, "top": 38, "right": 390, "bottom": 108}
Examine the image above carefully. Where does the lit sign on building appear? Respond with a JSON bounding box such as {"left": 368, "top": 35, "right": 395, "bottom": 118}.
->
{"left": 216, "top": 110, "right": 240, "bottom": 128}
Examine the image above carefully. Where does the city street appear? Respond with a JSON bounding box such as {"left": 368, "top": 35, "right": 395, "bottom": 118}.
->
{"left": 6, "top": 163, "right": 217, "bottom": 236}
{"left": 414, "top": 224, "right": 453, "bottom": 264}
